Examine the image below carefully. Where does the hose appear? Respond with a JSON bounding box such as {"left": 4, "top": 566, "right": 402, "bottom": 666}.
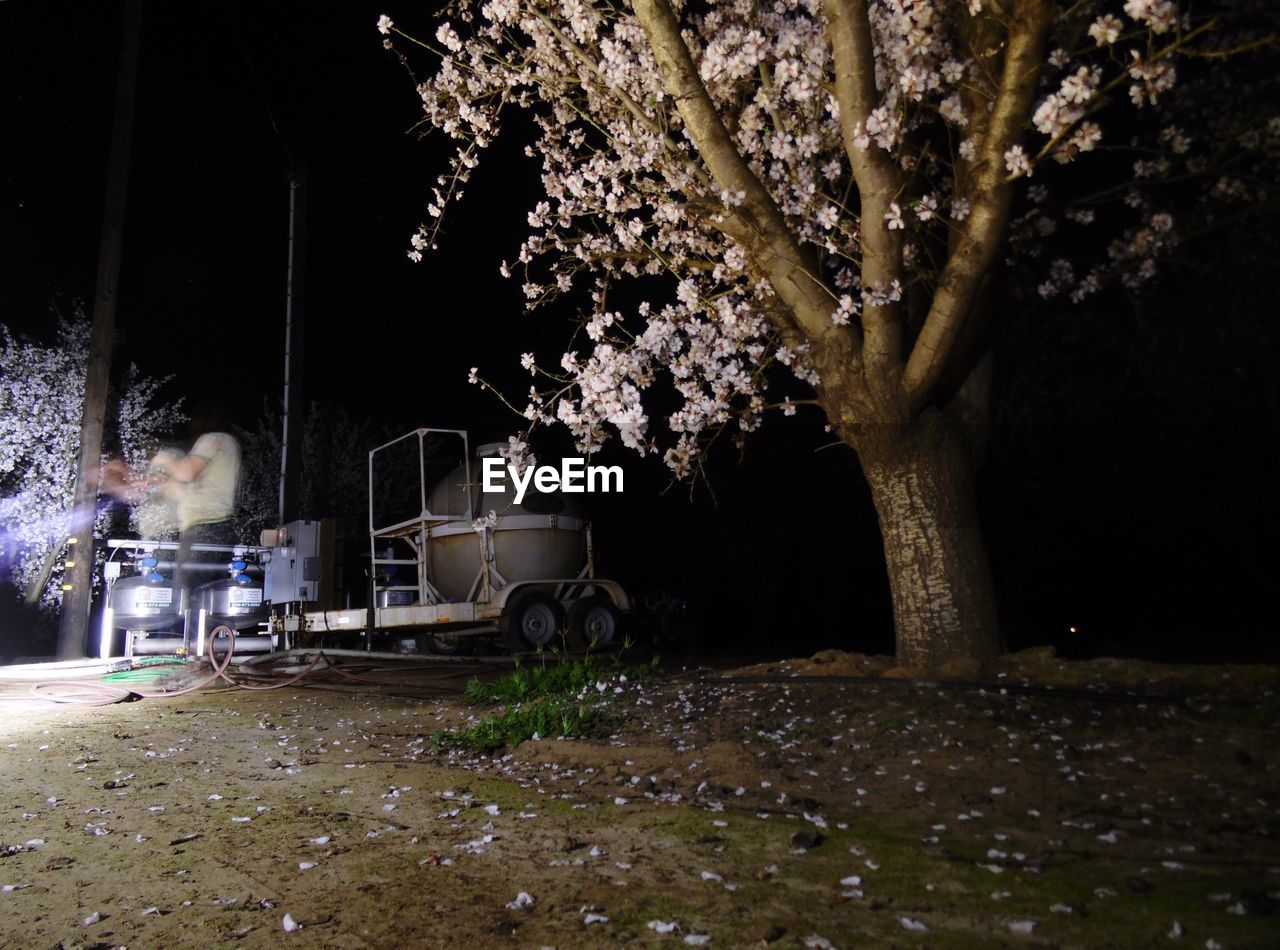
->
{"left": 101, "top": 657, "right": 186, "bottom": 684}
{"left": 25, "top": 638, "right": 498, "bottom": 706}
{"left": 213, "top": 648, "right": 326, "bottom": 690}
{"left": 30, "top": 626, "right": 238, "bottom": 705}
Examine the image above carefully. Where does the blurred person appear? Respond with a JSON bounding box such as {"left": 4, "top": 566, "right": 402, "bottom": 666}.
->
{"left": 101, "top": 428, "right": 240, "bottom": 543}
{"left": 99, "top": 406, "right": 241, "bottom": 626}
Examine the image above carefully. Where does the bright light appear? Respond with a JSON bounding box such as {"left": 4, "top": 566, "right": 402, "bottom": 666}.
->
{"left": 97, "top": 606, "right": 114, "bottom": 659}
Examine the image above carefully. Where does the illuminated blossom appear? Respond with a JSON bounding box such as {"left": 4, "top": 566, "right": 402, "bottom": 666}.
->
{"left": 0, "top": 313, "right": 185, "bottom": 610}
{"left": 381, "top": 0, "right": 1272, "bottom": 477}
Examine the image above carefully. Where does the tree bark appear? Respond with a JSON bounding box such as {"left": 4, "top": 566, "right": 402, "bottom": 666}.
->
{"left": 57, "top": 0, "right": 142, "bottom": 659}
{"left": 857, "top": 407, "right": 1000, "bottom": 667}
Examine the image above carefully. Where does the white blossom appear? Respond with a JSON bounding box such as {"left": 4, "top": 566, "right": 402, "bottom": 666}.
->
{"left": 1088, "top": 14, "right": 1123, "bottom": 46}
{"left": 0, "top": 312, "right": 184, "bottom": 610}
{"left": 1005, "top": 145, "right": 1033, "bottom": 178}
{"left": 387, "top": 0, "right": 1261, "bottom": 480}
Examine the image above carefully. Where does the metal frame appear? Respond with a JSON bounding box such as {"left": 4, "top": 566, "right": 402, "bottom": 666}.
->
{"left": 105, "top": 539, "right": 272, "bottom": 555}
{"left": 368, "top": 428, "right": 470, "bottom": 610}
{"left": 277, "top": 577, "right": 630, "bottom": 639}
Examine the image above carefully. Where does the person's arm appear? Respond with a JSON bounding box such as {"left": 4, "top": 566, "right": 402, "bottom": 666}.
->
{"left": 157, "top": 433, "right": 226, "bottom": 489}
{"left": 97, "top": 458, "right": 151, "bottom": 503}
{"left": 147, "top": 446, "right": 208, "bottom": 501}
{"left": 99, "top": 452, "right": 186, "bottom": 502}
{"left": 160, "top": 452, "right": 209, "bottom": 484}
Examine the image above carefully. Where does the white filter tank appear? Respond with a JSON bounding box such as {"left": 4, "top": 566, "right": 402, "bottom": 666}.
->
{"left": 423, "top": 443, "right": 587, "bottom": 601}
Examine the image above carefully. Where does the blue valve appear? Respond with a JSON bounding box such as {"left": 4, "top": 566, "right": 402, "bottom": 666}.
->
{"left": 146, "top": 571, "right": 164, "bottom": 583}
{"left": 231, "top": 559, "right": 248, "bottom": 572}
{"left": 141, "top": 556, "right": 158, "bottom": 568}
{"left": 234, "top": 573, "right": 252, "bottom": 585}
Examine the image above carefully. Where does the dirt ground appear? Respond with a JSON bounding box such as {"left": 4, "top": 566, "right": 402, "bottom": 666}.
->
{"left": 1, "top": 648, "right": 1279, "bottom": 949}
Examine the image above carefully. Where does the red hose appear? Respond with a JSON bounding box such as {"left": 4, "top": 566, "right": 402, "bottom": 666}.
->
{"left": 31, "top": 626, "right": 238, "bottom": 705}
{"left": 28, "top": 632, "right": 452, "bottom": 705}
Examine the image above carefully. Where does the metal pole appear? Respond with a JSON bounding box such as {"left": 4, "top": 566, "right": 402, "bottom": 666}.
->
{"left": 278, "top": 168, "right": 307, "bottom": 525}
{"left": 57, "top": 0, "right": 143, "bottom": 659}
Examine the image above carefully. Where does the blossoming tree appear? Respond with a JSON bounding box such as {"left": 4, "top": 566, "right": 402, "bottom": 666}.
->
{"left": 381, "top": 1, "right": 1277, "bottom": 665}
{"left": 0, "top": 313, "right": 185, "bottom": 613}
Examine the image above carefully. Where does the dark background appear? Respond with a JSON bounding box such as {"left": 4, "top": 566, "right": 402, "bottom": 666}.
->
{"left": 2, "top": 1, "right": 1276, "bottom": 661}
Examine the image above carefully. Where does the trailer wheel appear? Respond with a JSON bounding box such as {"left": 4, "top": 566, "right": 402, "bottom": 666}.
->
{"left": 567, "top": 596, "right": 621, "bottom": 650}
{"left": 501, "top": 593, "right": 565, "bottom": 653}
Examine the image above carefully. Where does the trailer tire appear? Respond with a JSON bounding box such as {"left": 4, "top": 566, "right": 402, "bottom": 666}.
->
{"left": 567, "top": 596, "right": 621, "bottom": 651}
{"left": 501, "top": 593, "right": 565, "bottom": 653}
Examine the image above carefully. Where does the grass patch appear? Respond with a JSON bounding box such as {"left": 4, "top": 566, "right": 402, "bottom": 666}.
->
{"left": 435, "top": 651, "right": 660, "bottom": 754}
{"left": 434, "top": 696, "right": 614, "bottom": 754}
{"left": 461, "top": 650, "right": 658, "bottom": 705}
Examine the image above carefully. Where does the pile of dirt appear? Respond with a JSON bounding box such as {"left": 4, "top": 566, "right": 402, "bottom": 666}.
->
{"left": 733, "top": 645, "right": 1280, "bottom": 696}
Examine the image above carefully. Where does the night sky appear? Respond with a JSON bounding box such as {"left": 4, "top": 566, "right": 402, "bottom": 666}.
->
{"left": 3, "top": 1, "right": 1277, "bottom": 660}
{"left": 1, "top": 0, "right": 536, "bottom": 430}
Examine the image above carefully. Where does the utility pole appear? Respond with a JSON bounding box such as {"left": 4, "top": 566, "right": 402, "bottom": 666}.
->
{"left": 57, "top": 0, "right": 143, "bottom": 658}
{"left": 278, "top": 167, "right": 307, "bottom": 526}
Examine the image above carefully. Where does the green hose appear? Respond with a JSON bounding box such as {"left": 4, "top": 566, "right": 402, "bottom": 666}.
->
{"left": 102, "top": 658, "right": 187, "bottom": 682}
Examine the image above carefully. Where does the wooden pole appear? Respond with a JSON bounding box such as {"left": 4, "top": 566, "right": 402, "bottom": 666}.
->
{"left": 57, "top": 0, "right": 143, "bottom": 658}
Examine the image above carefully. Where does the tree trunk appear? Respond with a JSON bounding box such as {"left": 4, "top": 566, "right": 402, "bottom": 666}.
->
{"left": 57, "top": 0, "right": 142, "bottom": 659}
{"left": 857, "top": 406, "right": 1000, "bottom": 668}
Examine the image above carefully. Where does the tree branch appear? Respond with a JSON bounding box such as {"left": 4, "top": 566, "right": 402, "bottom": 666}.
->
{"left": 633, "top": 0, "right": 840, "bottom": 343}
{"left": 826, "top": 0, "right": 906, "bottom": 391}
{"left": 903, "top": 0, "right": 1053, "bottom": 410}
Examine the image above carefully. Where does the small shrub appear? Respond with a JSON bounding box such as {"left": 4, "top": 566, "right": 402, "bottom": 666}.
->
{"left": 434, "top": 698, "right": 613, "bottom": 754}
{"left": 436, "top": 651, "right": 659, "bottom": 754}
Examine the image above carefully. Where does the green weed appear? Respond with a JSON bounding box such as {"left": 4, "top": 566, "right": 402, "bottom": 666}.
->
{"left": 435, "top": 650, "right": 660, "bottom": 754}
{"left": 434, "top": 696, "right": 613, "bottom": 754}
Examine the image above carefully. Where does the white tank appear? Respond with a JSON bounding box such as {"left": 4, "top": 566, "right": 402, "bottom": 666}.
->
{"left": 196, "top": 577, "right": 267, "bottom": 630}
{"left": 423, "top": 443, "right": 587, "bottom": 601}
{"left": 108, "top": 574, "right": 178, "bottom": 631}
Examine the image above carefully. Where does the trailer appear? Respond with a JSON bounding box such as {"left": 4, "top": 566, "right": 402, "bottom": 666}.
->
{"left": 96, "top": 430, "right": 629, "bottom": 660}
{"left": 273, "top": 428, "right": 628, "bottom": 654}
{"left": 98, "top": 428, "right": 631, "bottom": 659}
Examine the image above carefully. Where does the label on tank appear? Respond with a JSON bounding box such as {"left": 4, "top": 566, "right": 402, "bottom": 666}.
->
{"left": 229, "top": 588, "right": 263, "bottom": 606}
{"left": 138, "top": 589, "right": 172, "bottom": 608}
